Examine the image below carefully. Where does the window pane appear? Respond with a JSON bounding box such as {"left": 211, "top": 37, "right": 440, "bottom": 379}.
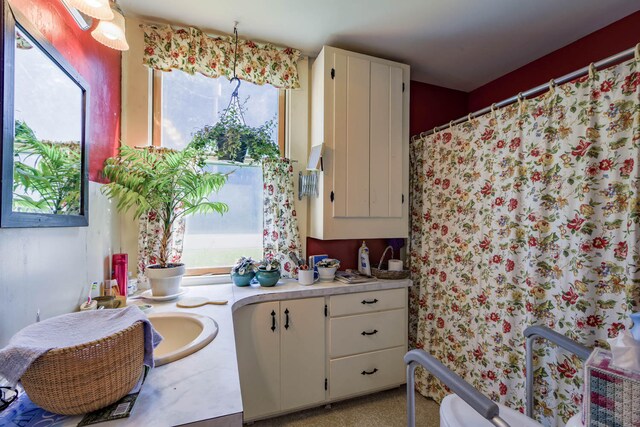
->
{"left": 181, "top": 163, "right": 264, "bottom": 268}
{"left": 160, "top": 70, "right": 280, "bottom": 270}
{"left": 161, "top": 70, "right": 279, "bottom": 150}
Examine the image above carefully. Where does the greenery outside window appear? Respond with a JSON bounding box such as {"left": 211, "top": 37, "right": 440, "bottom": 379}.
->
{"left": 152, "top": 69, "right": 285, "bottom": 275}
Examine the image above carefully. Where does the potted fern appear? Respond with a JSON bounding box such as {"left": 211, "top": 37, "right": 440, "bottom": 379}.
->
{"left": 102, "top": 146, "right": 228, "bottom": 296}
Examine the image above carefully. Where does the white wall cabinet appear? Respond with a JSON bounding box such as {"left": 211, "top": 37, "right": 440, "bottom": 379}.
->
{"left": 234, "top": 287, "right": 408, "bottom": 422}
{"left": 234, "top": 297, "right": 326, "bottom": 421}
{"left": 310, "top": 46, "right": 410, "bottom": 239}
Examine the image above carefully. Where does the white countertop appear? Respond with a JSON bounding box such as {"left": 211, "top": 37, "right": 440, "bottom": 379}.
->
{"left": 14, "top": 278, "right": 412, "bottom": 427}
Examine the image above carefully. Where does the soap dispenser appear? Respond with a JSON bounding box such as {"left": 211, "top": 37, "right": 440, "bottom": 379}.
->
{"left": 358, "top": 241, "right": 371, "bottom": 276}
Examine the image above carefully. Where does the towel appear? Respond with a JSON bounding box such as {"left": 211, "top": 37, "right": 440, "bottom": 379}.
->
{"left": 0, "top": 306, "right": 162, "bottom": 386}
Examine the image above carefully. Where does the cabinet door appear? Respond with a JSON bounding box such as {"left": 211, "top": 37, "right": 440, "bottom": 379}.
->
{"left": 333, "top": 52, "right": 370, "bottom": 218}
{"left": 370, "top": 63, "right": 403, "bottom": 218}
{"left": 234, "top": 301, "right": 280, "bottom": 420}
{"left": 280, "top": 298, "right": 326, "bottom": 411}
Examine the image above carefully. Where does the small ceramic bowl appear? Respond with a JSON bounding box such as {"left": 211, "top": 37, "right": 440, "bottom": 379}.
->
{"left": 256, "top": 269, "right": 281, "bottom": 287}
{"left": 231, "top": 271, "right": 255, "bottom": 287}
{"left": 317, "top": 266, "right": 338, "bottom": 282}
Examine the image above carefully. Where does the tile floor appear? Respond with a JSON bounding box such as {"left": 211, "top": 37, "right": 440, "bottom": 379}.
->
{"left": 251, "top": 387, "right": 440, "bottom": 427}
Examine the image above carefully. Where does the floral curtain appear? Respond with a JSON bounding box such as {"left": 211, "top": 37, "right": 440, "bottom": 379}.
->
{"left": 409, "top": 58, "right": 640, "bottom": 426}
{"left": 263, "top": 159, "right": 302, "bottom": 278}
{"left": 141, "top": 24, "right": 302, "bottom": 89}
{"left": 136, "top": 211, "right": 185, "bottom": 288}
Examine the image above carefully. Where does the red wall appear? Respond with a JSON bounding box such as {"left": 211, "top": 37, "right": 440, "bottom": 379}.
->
{"left": 468, "top": 11, "right": 640, "bottom": 111}
{"left": 410, "top": 81, "right": 468, "bottom": 137}
{"left": 9, "top": 0, "right": 121, "bottom": 182}
{"left": 307, "top": 237, "right": 394, "bottom": 271}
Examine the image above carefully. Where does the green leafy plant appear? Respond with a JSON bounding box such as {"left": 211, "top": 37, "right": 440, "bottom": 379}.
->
{"left": 189, "top": 99, "right": 280, "bottom": 163}
{"left": 102, "top": 145, "right": 229, "bottom": 268}
{"left": 13, "top": 120, "right": 81, "bottom": 214}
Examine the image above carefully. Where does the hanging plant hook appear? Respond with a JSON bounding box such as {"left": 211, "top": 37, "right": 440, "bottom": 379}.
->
{"left": 230, "top": 22, "right": 241, "bottom": 97}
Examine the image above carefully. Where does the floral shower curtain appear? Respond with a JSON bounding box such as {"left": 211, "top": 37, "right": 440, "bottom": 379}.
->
{"left": 263, "top": 158, "right": 302, "bottom": 278}
{"left": 409, "top": 58, "right": 640, "bottom": 426}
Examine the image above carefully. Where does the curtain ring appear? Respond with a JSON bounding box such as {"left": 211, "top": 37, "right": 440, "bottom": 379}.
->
{"left": 491, "top": 103, "right": 498, "bottom": 118}
{"left": 517, "top": 93, "right": 524, "bottom": 114}
{"left": 588, "top": 63, "right": 596, "bottom": 79}
{"left": 467, "top": 113, "right": 472, "bottom": 122}
{"left": 635, "top": 43, "right": 640, "bottom": 61}
{"left": 449, "top": 120, "right": 454, "bottom": 130}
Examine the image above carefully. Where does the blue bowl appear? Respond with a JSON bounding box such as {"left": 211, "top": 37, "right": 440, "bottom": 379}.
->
{"left": 231, "top": 271, "right": 255, "bottom": 287}
{"left": 256, "top": 269, "right": 281, "bottom": 287}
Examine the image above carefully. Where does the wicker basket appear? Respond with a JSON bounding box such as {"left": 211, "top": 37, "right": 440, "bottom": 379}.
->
{"left": 371, "top": 246, "right": 410, "bottom": 280}
{"left": 21, "top": 321, "right": 145, "bottom": 415}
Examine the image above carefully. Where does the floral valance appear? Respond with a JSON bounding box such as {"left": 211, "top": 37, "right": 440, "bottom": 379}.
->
{"left": 141, "top": 24, "right": 302, "bottom": 89}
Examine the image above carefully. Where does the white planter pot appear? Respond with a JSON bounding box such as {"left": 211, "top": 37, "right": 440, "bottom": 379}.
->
{"left": 146, "top": 263, "right": 185, "bottom": 296}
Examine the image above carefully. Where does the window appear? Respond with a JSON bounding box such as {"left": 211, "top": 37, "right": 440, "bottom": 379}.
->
{"left": 153, "top": 70, "right": 283, "bottom": 274}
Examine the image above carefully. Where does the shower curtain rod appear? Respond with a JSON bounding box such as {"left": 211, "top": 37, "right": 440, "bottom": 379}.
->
{"left": 415, "top": 44, "right": 638, "bottom": 140}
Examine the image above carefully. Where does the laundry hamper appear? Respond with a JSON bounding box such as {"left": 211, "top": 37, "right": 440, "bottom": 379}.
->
{"left": 20, "top": 321, "right": 145, "bottom": 415}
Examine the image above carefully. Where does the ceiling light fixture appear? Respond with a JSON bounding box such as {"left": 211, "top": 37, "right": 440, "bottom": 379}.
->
{"left": 62, "top": 0, "right": 114, "bottom": 21}
{"left": 91, "top": 8, "right": 129, "bottom": 51}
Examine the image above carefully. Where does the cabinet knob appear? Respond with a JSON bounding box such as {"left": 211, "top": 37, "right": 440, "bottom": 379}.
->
{"left": 361, "top": 298, "right": 379, "bottom": 305}
{"left": 361, "top": 368, "right": 378, "bottom": 376}
{"left": 361, "top": 329, "right": 378, "bottom": 336}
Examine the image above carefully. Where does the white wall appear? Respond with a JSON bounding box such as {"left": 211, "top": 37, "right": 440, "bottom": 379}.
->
{"left": 0, "top": 182, "right": 120, "bottom": 346}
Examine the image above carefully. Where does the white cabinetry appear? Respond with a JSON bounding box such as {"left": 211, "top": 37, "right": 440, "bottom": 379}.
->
{"left": 327, "top": 288, "right": 408, "bottom": 400}
{"left": 310, "top": 46, "right": 410, "bottom": 239}
{"left": 234, "top": 287, "right": 408, "bottom": 422}
{"left": 234, "top": 297, "right": 325, "bottom": 421}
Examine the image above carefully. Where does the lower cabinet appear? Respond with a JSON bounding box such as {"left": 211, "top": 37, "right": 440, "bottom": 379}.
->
{"left": 327, "top": 289, "right": 408, "bottom": 400}
{"left": 234, "top": 287, "right": 408, "bottom": 421}
{"left": 234, "top": 297, "right": 326, "bottom": 421}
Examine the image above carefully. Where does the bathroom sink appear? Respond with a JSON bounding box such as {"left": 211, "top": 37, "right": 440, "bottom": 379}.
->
{"left": 148, "top": 312, "right": 218, "bottom": 366}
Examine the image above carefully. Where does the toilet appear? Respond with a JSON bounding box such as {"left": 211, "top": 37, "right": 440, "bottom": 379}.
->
{"left": 440, "top": 394, "right": 583, "bottom": 427}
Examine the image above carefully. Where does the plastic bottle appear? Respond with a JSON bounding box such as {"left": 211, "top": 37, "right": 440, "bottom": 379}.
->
{"left": 112, "top": 253, "right": 128, "bottom": 297}
{"left": 358, "top": 241, "right": 371, "bottom": 276}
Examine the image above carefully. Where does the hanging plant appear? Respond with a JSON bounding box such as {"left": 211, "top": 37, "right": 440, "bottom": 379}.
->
{"left": 189, "top": 97, "right": 279, "bottom": 163}
{"left": 189, "top": 25, "right": 280, "bottom": 164}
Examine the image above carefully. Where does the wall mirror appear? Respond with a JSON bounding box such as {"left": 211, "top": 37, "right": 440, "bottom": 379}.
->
{"left": 1, "top": 2, "right": 89, "bottom": 227}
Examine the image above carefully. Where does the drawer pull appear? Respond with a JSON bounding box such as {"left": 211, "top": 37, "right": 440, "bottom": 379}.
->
{"left": 361, "top": 329, "right": 378, "bottom": 336}
{"left": 361, "top": 368, "right": 378, "bottom": 375}
{"left": 271, "top": 310, "right": 276, "bottom": 332}
{"left": 361, "top": 298, "right": 379, "bottom": 305}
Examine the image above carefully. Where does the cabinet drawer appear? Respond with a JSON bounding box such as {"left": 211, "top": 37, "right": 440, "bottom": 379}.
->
{"left": 329, "top": 346, "right": 405, "bottom": 399}
{"left": 330, "top": 288, "right": 405, "bottom": 317}
{"left": 330, "top": 309, "right": 405, "bottom": 357}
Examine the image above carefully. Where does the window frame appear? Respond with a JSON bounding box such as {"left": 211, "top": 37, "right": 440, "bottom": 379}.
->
{"left": 150, "top": 70, "right": 286, "bottom": 275}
